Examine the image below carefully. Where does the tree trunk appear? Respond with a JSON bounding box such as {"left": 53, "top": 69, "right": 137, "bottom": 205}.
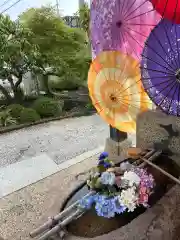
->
{"left": 43, "top": 74, "right": 53, "bottom": 97}
{"left": 13, "top": 87, "right": 24, "bottom": 103}
{"left": 13, "top": 75, "right": 24, "bottom": 103}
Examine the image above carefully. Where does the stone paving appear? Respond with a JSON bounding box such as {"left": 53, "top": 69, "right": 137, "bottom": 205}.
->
{"left": 0, "top": 153, "right": 98, "bottom": 240}
{"left": 0, "top": 152, "right": 180, "bottom": 240}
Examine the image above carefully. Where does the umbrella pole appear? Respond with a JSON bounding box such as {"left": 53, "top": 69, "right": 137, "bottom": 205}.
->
{"left": 109, "top": 125, "right": 128, "bottom": 156}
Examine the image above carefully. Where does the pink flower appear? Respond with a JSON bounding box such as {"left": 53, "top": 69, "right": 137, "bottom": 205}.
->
{"left": 139, "top": 186, "right": 147, "bottom": 194}
{"left": 139, "top": 193, "right": 149, "bottom": 204}
{"left": 138, "top": 185, "right": 150, "bottom": 206}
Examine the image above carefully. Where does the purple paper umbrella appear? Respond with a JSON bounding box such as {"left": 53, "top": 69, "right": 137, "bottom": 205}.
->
{"left": 141, "top": 19, "right": 180, "bottom": 116}
{"left": 90, "top": 0, "right": 161, "bottom": 60}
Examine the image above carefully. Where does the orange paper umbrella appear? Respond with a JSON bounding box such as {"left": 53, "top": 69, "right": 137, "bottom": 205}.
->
{"left": 88, "top": 51, "right": 153, "bottom": 133}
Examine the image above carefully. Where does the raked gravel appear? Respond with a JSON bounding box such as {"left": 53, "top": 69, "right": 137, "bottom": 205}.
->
{"left": 0, "top": 114, "right": 135, "bottom": 168}
{"left": 0, "top": 115, "right": 110, "bottom": 167}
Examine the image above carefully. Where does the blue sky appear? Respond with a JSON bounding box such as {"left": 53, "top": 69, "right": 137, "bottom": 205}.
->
{"left": 0, "top": 0, "right": 90, "bottom": 20}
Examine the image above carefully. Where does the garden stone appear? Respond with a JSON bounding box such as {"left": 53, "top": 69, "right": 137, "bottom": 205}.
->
{"left": 136, "top": 110, "right": 180, "bottom": 167}
{"left": 104, "top": 137, "right": 132, "bottom": 164}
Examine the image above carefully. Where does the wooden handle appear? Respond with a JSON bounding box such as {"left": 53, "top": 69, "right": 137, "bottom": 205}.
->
{"left": 140, "top": 156, "right": 180, "bottom": 186}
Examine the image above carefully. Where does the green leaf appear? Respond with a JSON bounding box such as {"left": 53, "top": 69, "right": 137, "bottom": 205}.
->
{"left": 18, "top": 6, "right": 90, "bottom": 87}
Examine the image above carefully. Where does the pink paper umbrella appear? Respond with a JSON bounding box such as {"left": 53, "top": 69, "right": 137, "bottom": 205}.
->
{"left": 90, "top": 0, "right": 161, "bottom": 61}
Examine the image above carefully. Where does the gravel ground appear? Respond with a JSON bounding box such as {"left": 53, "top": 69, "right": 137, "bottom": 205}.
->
{"left": 0, "top": 114, "right": 110, "bottom": 167}
{"left": 0, "top": 114, "right": 135, "bottom": 168}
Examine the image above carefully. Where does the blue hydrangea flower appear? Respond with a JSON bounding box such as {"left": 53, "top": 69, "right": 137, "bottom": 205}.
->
{"left": 98, "top": 152, "right": 112, "bottom": 169}
{"left": 99, "top": 152, "right": 108, "bottom": 161}
{"left": 98, "top": 160, "right": 112, "bottom": 168}
{"left": 100, "top": 172, "right": 116, "bottom": 185}
{"left": 103, "top": 161, "right": 112, "bottom": 168}
{"left": 95, "top": 195, "right": 116, "bottom": 218}
{"left": 114, "top": 196, "right": 127, "bottom": 214}
{"left": 93, "top": 193, "right": 102, "bottom": 202}
{"left": 78, "top": 195, "right": 94, "bottom": 210}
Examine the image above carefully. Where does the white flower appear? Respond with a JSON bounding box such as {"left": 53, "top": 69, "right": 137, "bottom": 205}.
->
{"left": 120, "top": 162, "right": 133, "bottom": 171}
{"left": 121, "top": 171, "right": 141, "bottom": 187}
{"left": 119, "top": 187, "right": 138, "bottom": 212}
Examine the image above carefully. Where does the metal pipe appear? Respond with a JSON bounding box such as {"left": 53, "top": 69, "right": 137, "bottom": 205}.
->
{"left": 30, "top": 192, "right": 94, "bottom": 238}
{"left": 38, "top": 209, "right": 84, "bottom": 240}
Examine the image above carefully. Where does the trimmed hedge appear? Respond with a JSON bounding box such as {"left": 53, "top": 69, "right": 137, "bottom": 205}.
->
{"left": 85, "top": 101, "right": 95, "bottom": 111}
{"left": 19, "top": 108, "right": 41, "bottom": 123}
{"left": 8, "top": 104, "right": 24, "bottom": 119}
{"left": 49, "top": 79, "right": 80, "bottom": 91}
{"left": 0, "top": 109, "right": 96, "bottom": 134}
{"left": 33, "top": 97, "right": 63, "bottom": 118}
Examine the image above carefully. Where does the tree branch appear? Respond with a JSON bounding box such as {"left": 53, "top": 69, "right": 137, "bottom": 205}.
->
{"left": 7, "top": 75, "right": 15, "bottom": 90}
{"left": 14, "top": 75, "right": 23, "bottom": 88}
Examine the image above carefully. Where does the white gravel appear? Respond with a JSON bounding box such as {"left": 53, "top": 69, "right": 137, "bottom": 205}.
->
{"left": 0, "top": 115, "right": 110, "bottom": 167}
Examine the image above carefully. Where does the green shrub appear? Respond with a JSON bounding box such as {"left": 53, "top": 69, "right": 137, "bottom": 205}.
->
{"left": 49, "top": 78, "right": 79, "bottom": 91}
{"left": 85, "top": 101, "right": 95, "bottom": 111}
{"left": 19, "top": 108, "right": 40, "bottom": 123}
{"left": 33, "top": 97, "right": 63, "bottom": 118}
{"left": 8, "top": 104, "right": 24, "bottom": 118}
{"left": 0, "top": 108, "right": 17, "bottom": 127}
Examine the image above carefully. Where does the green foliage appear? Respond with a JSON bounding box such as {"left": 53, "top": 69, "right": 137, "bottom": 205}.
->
{"left": 75, "top": 2, "right": 90, "bottom": 37}
{"left": 19, "top": 6, "right": 90, "bottom": 89}
{"left": 0, "top": 14, "right": 44, "bottom": 102}
{"left": 33, "top": 97, "right": 63, "bottom": 118}
{"left": 72, "top": 44, "right": 91, "bottom": 82}
{"left": 19, "top": 108, "right": 40, "bottom": 123}
{"left": 8, "top": 104, "right": 24, "bottom": 118}
{"left": 48, "top": 44, "right": 91, "bottom": 91}
{"left": 85, "top": 101, "right": 95, "bottom": 111}
{"left": 0, "top": 15, "right": 40, "bottom": 76}
{"left": 19, "top": 7, "right": 86, "bottom": 67}
{"left": 0, "top": 107, "right": 16, "bottom": 127}
{"left": 49, "top": 78, "right": 80, "bottom": 91}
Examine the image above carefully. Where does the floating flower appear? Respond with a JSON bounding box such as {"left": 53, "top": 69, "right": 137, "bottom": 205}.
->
{"left": 81, "top": 153, "right": 155, "bottom": 218}
{"left": 114, "top": 196, "right": 127, "bottom": 214}
{"left": 119, "top": 179, "right": 130, "bottom": 189}
{"left": 98, "top": 152, "right": 112, "bottom": 168}
{"left": 120, "top": 161, "right": 133, "bottom": 171}
{"left": 95, "top": 195, "right": 116, "bottom": 218}
{"left": 78, "top": 195, "right": 95, "bottom": 210}
{"left": 98, "top": 160, "right": 112, "bottom": 168}
{"left": 119, "top": 187, "right": 138, "bottom": 212}
{"left": 100, "top": 172, "right": 116, "bottom": 185}
{"left": 103, "top": 161, "right": 112, "bottom": 168}
{"left": 99, "top": 152, "right": 108, "bottom": 161}
{"left": 121, "top": 171, "right": 141, "bottom": 187}
{"left": 135, "top": 168, "right": 154, "bottom": 189}
{"left": 138, "top": 192, "right": 149, "bottom": 207}
{"left": 115, "top": 176, "right": 122, "bottom": 188}
{"left": 138, "top": 186, "right": 150, "bottom": 207}
{"left": 115, "top": 175, "right": 130, "bottom": 189}
{"left": 93, "top": 193, "right": 103, "bottom": 202}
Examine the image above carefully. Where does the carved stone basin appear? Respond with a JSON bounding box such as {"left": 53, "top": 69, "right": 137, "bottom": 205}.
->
{"left": 61, "top": 155, "right": 180, "bottom": 239}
